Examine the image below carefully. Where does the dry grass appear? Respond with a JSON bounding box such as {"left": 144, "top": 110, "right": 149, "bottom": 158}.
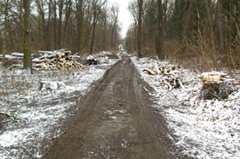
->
{"left": 162, "top": 32, "right": 240, "bottom": 72}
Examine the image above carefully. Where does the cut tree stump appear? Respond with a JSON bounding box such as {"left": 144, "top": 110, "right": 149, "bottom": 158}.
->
{"left": 200, "top": 82, "right": 235, "bottom": 100}
{"left": 199, "top": 72, "right": 236, "bottom": 100}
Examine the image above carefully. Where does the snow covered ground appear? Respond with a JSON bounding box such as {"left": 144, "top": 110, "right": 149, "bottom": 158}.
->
{"left": 131, "top": 56, "right": 240, "bottom": 159}
{"left": 0, "top": 52, "right": 119, "bottom": 159}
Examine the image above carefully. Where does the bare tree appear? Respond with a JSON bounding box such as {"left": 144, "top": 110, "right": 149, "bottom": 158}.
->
{"left": 90, "top": 0, "right": 107, "bottom": 54}
{"left": 217, "top": 0, "right": 226, "bottom": 54}
{"left": 75, "top": 0, "right": 84, "bottom": 53}
{"left": 58, "top": 0, "right": 64, "bottom": 49}
{"left": 109, "top": 5, "right": 119, "bottom": 49}
{"left": 182, "top": 0, "right": 193, "bottom": 54}
{"left": 137, "top": 0, "right": 143, "bottom": 57}
{"left": 2, "top": 0, "right": 10, "bottom": 66}
{"left": 0, "top": 0, "right": 121, "bottom": 56}
{"left": 23, "top": 0, "right": 30, "bottom": 69}
{"left": 156, "top": 0, "right": 163, "bottom": 59}
{"left": 53, "top": 0, "right": 57, "bottom": 49}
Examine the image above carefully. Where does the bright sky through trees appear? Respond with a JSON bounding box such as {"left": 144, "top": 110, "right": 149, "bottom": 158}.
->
{"left": 108, "top": 0, "right": 131, "bottom": 38}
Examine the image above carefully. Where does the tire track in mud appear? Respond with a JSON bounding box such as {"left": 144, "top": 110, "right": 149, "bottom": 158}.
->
{"left": 43, "top": 56, "right": 179, "bottom": 159}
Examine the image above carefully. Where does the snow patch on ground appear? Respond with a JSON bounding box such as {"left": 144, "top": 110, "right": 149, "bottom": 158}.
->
{"left": 131, "top": 56, "right": 240, "bottom": 159}
{"left": 0, "top": 52, "right": 119, "bottom": 159}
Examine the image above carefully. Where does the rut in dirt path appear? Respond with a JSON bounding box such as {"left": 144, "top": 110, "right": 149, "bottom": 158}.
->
{"left": 43, "top": 56, "right": 178, "bottom": 159}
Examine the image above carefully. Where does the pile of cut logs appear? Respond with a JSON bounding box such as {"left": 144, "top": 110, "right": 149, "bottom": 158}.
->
{"left": 143, "top": 64, "right": 184, "bottom": 90}
{"left": 33, "top": 49, "right": 83, "bottom": 71}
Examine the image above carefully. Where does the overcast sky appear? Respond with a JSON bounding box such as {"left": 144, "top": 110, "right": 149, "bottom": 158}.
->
{"left": 108, "top": 0, "right": 132, "bottom": 38}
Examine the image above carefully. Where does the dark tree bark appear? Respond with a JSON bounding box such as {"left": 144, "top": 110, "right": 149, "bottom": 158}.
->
{"left": 156, "top": 0, "right": 163, "bottom": 59}
{"left": 53, "top": 0, "right": 57, "bottom": 50}
{"left": 58, "top": 0, "right": 64, "bottom": 49}
{"left": 63, "top": 0, "right": 72, "bottom": 47}
{"left": 76, "top": 0, "right": 83, "bottom": 54}
{"left": 217, "top": 0, "right": 226, "bottom": 54}
{"left": 2, "top": 0, "right": 9, "bottom": 66}
{"left": 90, "top": 8, "right": 97, "bottom": 54}
{"left": 90, "top": 0, "right": 107, "bottom": 54}
{"left": 137, "top": 0, "right": 143, "bottom": 57}
{"left": 182, "top": 0, "right": 193, "bottom": 54}
{"left": 23, "top": 0, "right": 30, "bottom": 69}
{"left": 46, "top": 1, "right": 52, "bottom": 50}
{"left": 163, "top": 0, "right": 168, "bottom": 36}
{"left": 36, "top": 0, "right": 46, "bottom": 49}
{"left": 103, "top": 13, "right": 107, "bottom": 50}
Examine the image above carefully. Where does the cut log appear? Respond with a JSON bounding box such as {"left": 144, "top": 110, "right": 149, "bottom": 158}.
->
{"left": 35, "top": 49, "right": 83, "bottom": 71}
{"left": 39, "top": 81, "right": 66, "bottom": 91}
{"left": 11, "top": 52, "right": 24, "bottom": 57}
{"left": 143, "top": 63, "right": 185, "bottom": 90}
{"left": 143, "top": 68, "right": 156, "bottom": 75}
{"left": 202, "top": 74, "right": 221, "bottom": 81}
{"left": 0, "top": 112, "right": 10, "bottom": 121}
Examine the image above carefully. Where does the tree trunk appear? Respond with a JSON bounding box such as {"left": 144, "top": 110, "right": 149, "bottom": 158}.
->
{"left": 156, "top": 0, "right": 163, "bottom": 59}
{"left": 137, "top": 0, "right": 143, "bottom": 57}
{"left": 103, "top": 14, "right": 107, "bottom": 50}
{"left": 76, "top": 0, "right": 83, "bottom": 54}
{"left": 217, "top": 0, "right": 226, "bottom": 54}
{"left": 45, "top": 1, "right": 52, "bottom": 50}
{"left": 23, "top": 0, "right": 30, "bottom": 69}
{"left": 90, "top": 9, "right": 97, "bottom": 54}
{"left": 58, "top": 0, "right": 64, "bottom": 49}
{"left": 2, "top": 0, "right": 9, "bottom": 67}
{"left": 53, "top": 0, "right": 57, "bottom": 50}
{"left": 182, "top": 0, "right": 193, "bottom": 54}
{"left": 63, "top": 0, "right": 72, "bottom": 48}
{"left": 163, "top": 0, "right": 168, "bottom": 37}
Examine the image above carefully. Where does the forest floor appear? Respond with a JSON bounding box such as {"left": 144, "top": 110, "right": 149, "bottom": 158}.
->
{"left": 132, "top": 56, "right": 240, "bottom": 159}
{"left": 0, "top": 52, "right": 120, "bottom": 158}
{"left": 0, "top": 52, "right": 239, "bottom": 159}
{"left": 42, "top": 56, "right": 181, "bottom": 159}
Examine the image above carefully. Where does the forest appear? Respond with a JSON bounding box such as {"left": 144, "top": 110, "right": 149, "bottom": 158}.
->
{"left": 0, "top": 0, "right": 121, "bottom": 68}
{"left": 0, "top": 0, "right": 239, "bottom": 70}
{"left": 126, "top": 0, "right": 240, "bottom": 70}
{"left": 0, "top": 1, "right": 240, "bottom": 158}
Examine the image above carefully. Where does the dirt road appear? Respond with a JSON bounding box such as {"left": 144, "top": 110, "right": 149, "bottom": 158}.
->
{"left": 43, "top": 56, "right": 178, "bottom": 159}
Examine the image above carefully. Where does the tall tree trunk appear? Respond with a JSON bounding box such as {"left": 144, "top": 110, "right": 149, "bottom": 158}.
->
{"left": 76, "top": 0, "right": 83, "bottom": 54}
{"left": 45, "top": 1, "right": 52, "bottom": 50}
{"left": 36, "top": 0, "right": 46, "bottom": 50}
{"left": 163, "top": 0, "right": 168, "bottom": 37}
{"left": 137, "top": 0, "right": 143, "bottom": 57}
{"left": 156, "top": 0, "right": 163, "bottom": 59}
{"left": 2, "top": 0, "right": 9, "bottom": 67}
{"left": 182, "top": 0, "right": 193, "bottom": 53}
{"left": 217, "top": 0, "right": 226, "bottom": 54}
{"left": 58, "top": 0, "right": 64, "bottom": 49}
{"left": 103, "top": 14, "right": 107, "bottom": 50}
{"left": 111, "top": 23, "right": 116, "bottom": 48}
{"left": 90, "top": 9, "right": 97, "bottom": 54}
{"left": 23, "top": 0, "right": 30, "bottom": 69}
{"left": 63, "top": 0, "right": 72, "bottom": 48}
{"left": 53, "top": 0, "right": 57, "bottom": 50}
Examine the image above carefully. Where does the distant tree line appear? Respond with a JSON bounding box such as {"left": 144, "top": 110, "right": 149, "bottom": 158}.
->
{"left": 0, "top": 0, "right": 122, "bottom": 67}
{"left": 126, "top": 0, "right": 240, "bottom": 69}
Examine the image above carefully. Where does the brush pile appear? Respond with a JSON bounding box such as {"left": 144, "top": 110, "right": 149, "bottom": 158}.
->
{"left": 143, "top": 64, "right": 184, "bottom": 90}
{"left": 86, "top": 55, "right": 100, "bottom": 65}
{"left": 198, "top": 72, "right": 236, "bottom": 99}
{"left": 33, "top": 49, "right": 83, "bottom": 71}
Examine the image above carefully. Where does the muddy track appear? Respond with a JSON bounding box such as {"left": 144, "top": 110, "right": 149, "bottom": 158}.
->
{"left": 43, "top": 56, "right": 179, "bottom": 159}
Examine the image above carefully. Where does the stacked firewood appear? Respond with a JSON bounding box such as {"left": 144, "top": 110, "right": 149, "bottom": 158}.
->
{"left": 143, "top": 64, "right": 184, "bottom": 90}
{"left": 33, "top": 50, "right": 83, "bottom": 71}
